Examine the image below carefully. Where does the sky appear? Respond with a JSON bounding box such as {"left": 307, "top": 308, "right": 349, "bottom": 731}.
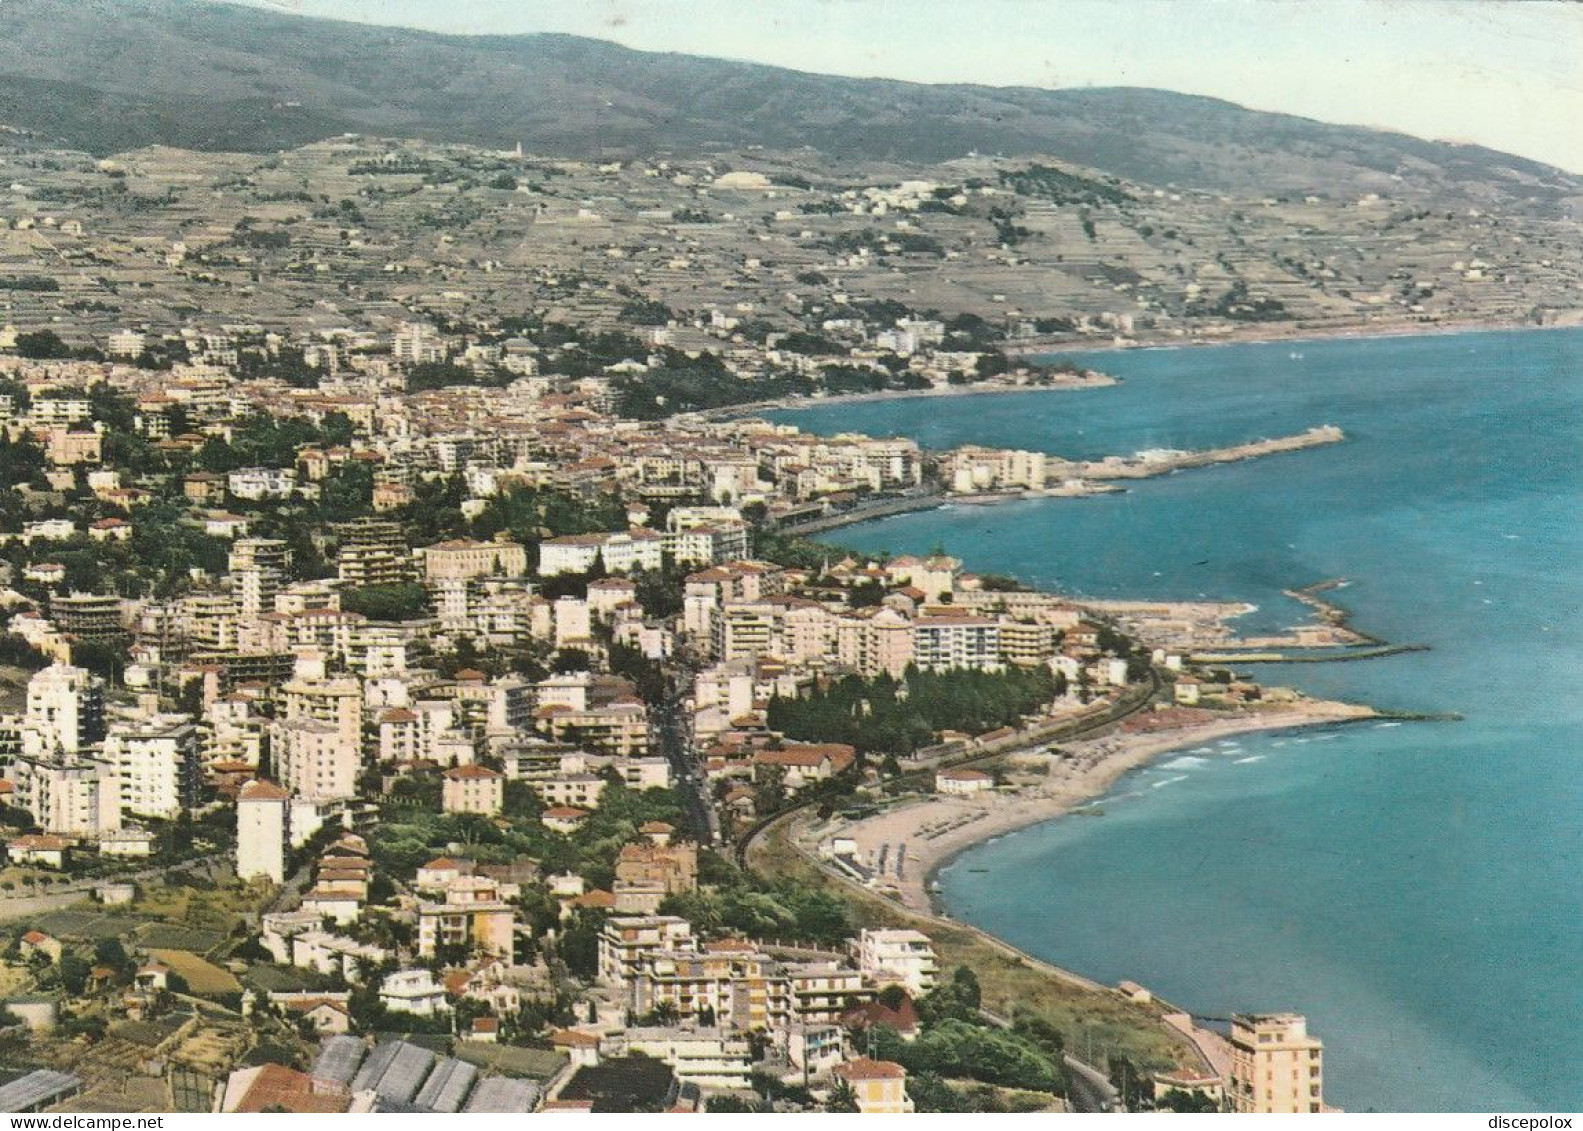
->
{"left": 229, "top": 0, "right": 1583, "bottom": 173}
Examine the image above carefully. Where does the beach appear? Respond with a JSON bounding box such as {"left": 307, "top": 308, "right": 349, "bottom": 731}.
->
{"left": 802, "top": 699, "right": 1377, "bottom": 918}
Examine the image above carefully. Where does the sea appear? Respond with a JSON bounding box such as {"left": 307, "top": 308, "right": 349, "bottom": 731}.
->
{"left": 769, "top": 326, "right": 1583, "bottom": 1112}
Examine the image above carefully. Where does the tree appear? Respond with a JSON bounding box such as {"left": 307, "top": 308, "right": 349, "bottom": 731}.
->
{"left": 13, "top": 330, "right": 75, "bottom": 359}
{"left": 1159, "top": 1088, "right": 1220, "bottom": 1113}
{"left": 94, "top": 937, "right": 132, "bottom": 975}
{"left": 59, "top": 953, "right": 91, "bottom": 996}
{"left": 872, "top": 1018, "right": 1064, "bottom": 1094}
{"left": 557, "top": 907, "right": 607, "bottom": 982}
{"left": 340, "top": 583, "right": 431, "bottom": 622}
{"left": 917, "top": 965, "right": 982, "bottom": 1024}
{"left": 827, "top": 1080, "right": 860, "bottom": 1113}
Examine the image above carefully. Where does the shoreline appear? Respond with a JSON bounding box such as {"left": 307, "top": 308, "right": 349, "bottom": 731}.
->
{"left": 698, "top": 317, "right": 1583, "bottom": 423}
{"left": 1006, "top": 311, "right": 1583, "bottom": 358}
{"left": 813, "top": 700, "right": 1379, "bottom": 920}
{"left": 694, "top": 370, "right": 1117, "bottom": 420}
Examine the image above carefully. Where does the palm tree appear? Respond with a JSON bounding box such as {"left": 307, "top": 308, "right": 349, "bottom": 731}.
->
{"left": 827, "top": 1080, "right": 860, "bottom": 1113}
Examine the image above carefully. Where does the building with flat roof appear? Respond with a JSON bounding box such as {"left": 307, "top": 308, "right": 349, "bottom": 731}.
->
{"left": 1228, "top": 1012, "right": 1324, "bottom": 1114}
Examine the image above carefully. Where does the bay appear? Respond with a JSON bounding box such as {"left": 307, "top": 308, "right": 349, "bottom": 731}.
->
{"left": 769, "top": 327, "right": 1583, "bottom": 1111}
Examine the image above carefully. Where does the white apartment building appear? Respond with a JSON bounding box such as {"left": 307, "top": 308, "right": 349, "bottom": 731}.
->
{"left": 665, "top": 523, "right": 751, "bottom": 568}
{"left": 227, "top": 467, "right": 297, "bottom": 501}
{"left": 8, "top": 754, "right": 121, "bottom": 837}
{"left": 606, "top": 1028, "right": 754, "bottom": 1091}
{"left": 22, "top": 663, "right": 105, "bottom": 756}
{"left": 228, "top": 538, "right": 292, "bottom": 617}
{"left": 104, "top": 717, "right": 202, "bottom": 819}
{"left": 236, "top": 779, "right": 289, "bottom": 884}
{"left": 597, "top": 916, "right": 695, "bottom": 986}
{"left": 854, "top": 929, "right": 938, "bottom": 995}
{"left": 912, "top": 614, "right": 1003, "bottom": 672}
{"left": 538, "top": 529, "right": 665, "bottom": 577}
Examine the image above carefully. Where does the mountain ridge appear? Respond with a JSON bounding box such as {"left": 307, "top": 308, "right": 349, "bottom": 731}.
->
{"left": 0, "top": 0, "right": 1575, "bottom": 210}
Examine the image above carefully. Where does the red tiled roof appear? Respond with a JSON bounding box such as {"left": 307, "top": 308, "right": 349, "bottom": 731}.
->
{"left": 239, "top": 779, "right": 289, "bottom": 802}
{"left": 549, "top": 1028, "right": 600, "bottom": 1048}
{"left": 232, "top": 1064, "right": 348, "bottom": 1114}
{"left": 834, "top": 1057, "right": 906, "bottom": 1081}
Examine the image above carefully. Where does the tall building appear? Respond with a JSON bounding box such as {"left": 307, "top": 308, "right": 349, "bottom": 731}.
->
{"left": 1229, "top": 1013, "right": 1325, "bottom": 1114}
{"left": 23, "top": 663, "right": 105, "bottom": 757}
{"left": 229, "top": 538, "right": 292, "bottom": 618}
{"left": 421, "top": 538, "right": 528, "bottom": 585}
{"left": 104, "top": 717, "right": 203, "bottom": 820}
{"left": 50, "top": 592, "right": 127, "bottom": 645}
{"left": 9, "top": 754, "right": 121, "bottom": 836}
{"left": 335, "top": 518, "right": 414, "bottom": 588}
{"left": 853, "top": 929, "right": 938, "bottom": 995}
{"left": 393, "top": 321, "right": 446, "bottom": 367}
{"left": 911, "top": 614, "right": 1003, "bottom": 673}
{"left": 282, "top": 677, "right": 363, "bottom": 756}
{"left": 273, "top": 719, "right": 359, "bottom": 803}
{"left": 236, "top": 779, "right": 289, "bottom": 884}
{"left": 441, "top": 765, "right": 504, "bottom": 816}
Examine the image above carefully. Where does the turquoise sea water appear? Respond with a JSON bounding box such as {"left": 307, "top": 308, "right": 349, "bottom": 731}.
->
{"left": 770, "top": 328, "right": 1583, "bottom": 1112}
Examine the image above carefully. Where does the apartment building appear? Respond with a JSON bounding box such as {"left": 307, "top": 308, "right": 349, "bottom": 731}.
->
{"left": 441, "top": 765, "right": 504, "bottom": 816}
{"left": 1229, "top": 1013, "right": 1325, "bottom": 1114}
{"left": 854, "top": 929, "right": 938, "bottom": 995}
{"left": 417, "top": 876, "right": 515, "bottom": 959}
{"left": 912, "top": 614, "right": 1003, "bottom": 673}
{"left": 103, "top": 716, "right": 203, "bottom": 819}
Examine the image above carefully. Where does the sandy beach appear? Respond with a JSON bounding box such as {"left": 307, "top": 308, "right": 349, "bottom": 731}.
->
{"left": 803, "top": 700, "right": 1377, "bottom": 916}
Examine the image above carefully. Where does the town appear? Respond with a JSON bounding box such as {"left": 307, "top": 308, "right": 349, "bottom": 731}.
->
{"left": 0, "top": 124, "right": 1548, "bottom": 1116}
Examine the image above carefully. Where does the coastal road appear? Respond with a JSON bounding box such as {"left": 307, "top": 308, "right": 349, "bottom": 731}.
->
{"left": 980, "top": 1006, "right": 1121, "bottom": 1113}
{"left": 1065, "top": 1054, "right": 1123, "bottom": 1113}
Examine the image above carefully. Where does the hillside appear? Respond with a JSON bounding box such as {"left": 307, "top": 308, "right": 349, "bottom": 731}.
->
{"left": 0, "top": 0, "right": 1576, "bottom": 212}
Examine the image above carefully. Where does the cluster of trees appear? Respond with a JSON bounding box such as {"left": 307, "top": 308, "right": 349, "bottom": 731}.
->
{"left": 766, "top": 666, "right": 1063, "bottom": 757}
{"left": 369, "top": 779, "right": 685, "bottom": 894}
{"left": 537, "top": 328, "right": 647, "bottom": 378}
{"left": 817, "top": 362, "right": 930, "bottom": 396}
{"left": 196, "top": 412, "right": 353, "bottom": 473}
{"left": 657, "top": 851, "right": 853, "bottom": 946}
{"left": 339, "top": 583, "right": 432, "bottom": 622}
{"left": 9, "top": 329, "right": 102, "bottom": 360}
{"left": 1000, "top": 164, "right": 1132, "bottom": 208}
{"left": 989, "top": 206, "right": 1033, "bottom": 247}
{"left": 1192, "top": 280, "right": 1290, "bottom": 322}
{"left": 824, "top": 228, "right": 945, "bottom": 258}
{"left": 469, "top": 483, "right": 628, "bottom": 550}
{"left": 405, "top": 360, "right": 513, "bottom": 392}
{"left": 613, "top": 348, "right": 808, "bottom": 419}
{"left": 866, "top": 985, "right": 1066, "bottom": 1099}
